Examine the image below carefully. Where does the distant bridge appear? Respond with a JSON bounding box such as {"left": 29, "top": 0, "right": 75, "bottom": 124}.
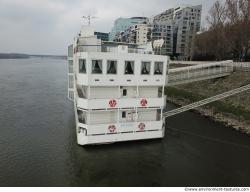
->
{"left": 168, "top": 60, "right": 234, "bottom": 86}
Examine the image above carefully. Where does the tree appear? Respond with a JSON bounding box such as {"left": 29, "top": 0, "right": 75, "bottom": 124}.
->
{"left": 193, "top": 0, "right": 250, "bottom": 61}
{"left": 225, "top": 0, "right": 250, "bottom": 61}
{"left": 206, "top": 1, "right": 229, "bottom": 60}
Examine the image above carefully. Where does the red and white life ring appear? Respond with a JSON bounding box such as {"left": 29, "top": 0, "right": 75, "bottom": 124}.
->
{"left": 138, "top": 123, "right": 146, "bottom": 131}
{"left": 109, "top": 99, "right": 117, "bottom": 108}
{"left": 140, "top": 99, "right": 148, "bottom": 107}
{"left": 108, "top": 125, "right": 116, "bottom": 133}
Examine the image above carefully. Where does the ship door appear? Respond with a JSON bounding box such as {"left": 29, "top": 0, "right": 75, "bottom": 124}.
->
{"left": 132, "top": 111, "right": 138, "bottom": 121}
{"left": 126, "top": 111, "right": 137, "bottom": 122}
{"left": 126, "top": 112, "right": 133, "bottom": 122}
{"left": 121, "top": 88, "right": 127, "bottom": 98}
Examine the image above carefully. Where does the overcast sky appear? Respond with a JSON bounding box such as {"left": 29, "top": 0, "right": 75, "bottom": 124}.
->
{"left": 0, "top": 0, "right": 218, "bottom": 55}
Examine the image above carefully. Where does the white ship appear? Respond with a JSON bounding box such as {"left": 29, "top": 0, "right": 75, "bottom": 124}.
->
{"left": 67, "top": 24, "right": 169, "bottom": 145}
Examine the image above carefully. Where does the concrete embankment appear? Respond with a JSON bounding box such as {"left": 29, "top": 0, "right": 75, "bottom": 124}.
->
{"left": 166, "top": 71, "right": 250, "bottom": 134}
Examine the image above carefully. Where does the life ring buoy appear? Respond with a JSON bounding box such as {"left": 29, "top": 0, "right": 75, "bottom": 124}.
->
{"left": 109, "top": 99, "right": 117, "bottom": 108}
{"left": 140, "top": 99, "right": 148, "bottom": 107}
{"left": 138, "top": 123, "right": 146, "bottom": 131}
{"left": 108, "top": 125, "right": 116, "bottom": 133}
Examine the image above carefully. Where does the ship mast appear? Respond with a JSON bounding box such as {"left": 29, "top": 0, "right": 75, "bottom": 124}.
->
{"left": 82, "top": 15, "right": 97, "bottom": 26}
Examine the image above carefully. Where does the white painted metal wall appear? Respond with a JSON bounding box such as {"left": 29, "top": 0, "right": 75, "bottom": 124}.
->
{"left": 120, "top": 86, "right": 137, "bottom": 98}
{"left": 139, "top": 87, "right": 159, "bottom": 98}
{"left": 88, "top": 111, "right": 117, "bottom": 125}
{"left": 137, "top": 109, "right": 158, "bottom": 121}
{"left": 90, "top": 87, "right": 119, "bottom": 99}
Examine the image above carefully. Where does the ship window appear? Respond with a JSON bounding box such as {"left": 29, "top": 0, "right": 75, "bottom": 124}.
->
{"left": 124, "top": 61, "right": 134, "bottom": 75}
{"left": 92, "top": 60, "right": 102, "bottom": 74}
{"left": 79, "top": 59, "right": 86, "bottom": 73}
{"left": 77, "top": 110, "right": 86, "bottom": 124}
{"left": 107, "top": 60, "right": 117, "bottom": 74}
{"left": 141, "top": 61, "right": 151, "bottom": 75}
{"left": 154, "top": 62, "right": 163, "bottom": 75}
{"left": 123, "top": 89, "right": 127, "bottom": 96}
{"left": 122, "top": 111, "right": 126, "bottom": 118}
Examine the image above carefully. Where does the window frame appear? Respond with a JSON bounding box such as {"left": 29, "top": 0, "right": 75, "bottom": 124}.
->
{"left": 122, "top": 111, "right": 126, "bottom": 118}
{"left": 154, "top": 61, "right": 164, "bottom": 75}
{"left": 122, "top": 89, "right": 127, "bottom": 96}
{"left": 141, "top": 61, "right": 151, "bottom": 75}
{"left": 79, "top": 59, "right": 86, "bottom": 74}
{"left": 124, "top": 61, "right": 135, "bottom": 75}
{"left": 91, "top": 59, "right": 103, "bottom": 74}
{"left": 107, "top": 60, "right": 118, "bottom": 75}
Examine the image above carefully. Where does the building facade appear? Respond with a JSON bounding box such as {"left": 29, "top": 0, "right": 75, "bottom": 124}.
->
{"left": 114, "top": 23, "right": 152, "bottom": 45}
{"left": 152, "top": 21, "right": 174, "bottom": 56}
{"left": 154, "top": 5, "right": 202, "bottom": 60}
{"left": 109, "top": 4, "right": 202, "bottom": 59}
{"left": 110, "top": 17, "right": 148, "bottom": 41}
{"left": 154, "top": 8, "right": 175, "bottom": 22}
{"left": 173, "top": 5, "right": 202, "bottom": 60}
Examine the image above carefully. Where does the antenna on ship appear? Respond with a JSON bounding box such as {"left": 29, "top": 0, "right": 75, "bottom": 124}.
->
{"left": 82, "top": 15, "right": 98, "bottom": 26}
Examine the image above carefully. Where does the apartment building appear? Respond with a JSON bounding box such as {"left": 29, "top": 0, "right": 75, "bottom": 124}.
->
{"left": 173, "top": 5, "right": 202, "bottom": 60}
{"left": 110, "top": 4, "right": 202, "bottom": 60}
{"left": 152, "top": 21, "right": 174, "bottom": 56}
{"left": 110, "top": 17, "right": 148, "bottom": 41}
{"left": 154, "top": 5, "right": 202, "bottom": 60}
{"left": 114, "top": 23, "right": 152, "bottom": 45}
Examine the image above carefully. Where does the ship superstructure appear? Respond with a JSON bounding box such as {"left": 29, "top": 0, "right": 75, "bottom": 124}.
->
{"left": 68, "top": 25, "right": 169, "bottom": 145}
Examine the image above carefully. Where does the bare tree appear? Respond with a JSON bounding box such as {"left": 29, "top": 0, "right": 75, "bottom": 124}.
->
{"left": 207, "top": 1, "right": 227, "bottom": 28}
{"left": 206, "top": 1, "right": 228, "bottom": 60}
{"left": 239, "top": 0, "right": 250, "bottom": 61}
{"left": 239, "top": 0, "right": 250, "bottom": 20}
{"left": 226, "top": 0, "right": 250, "bottom": 61}
{"left": 193, "top": 0, "right": 250, "bottom": 61}
{"left": 226, "top": 0, "right": 240, "bottom": 24}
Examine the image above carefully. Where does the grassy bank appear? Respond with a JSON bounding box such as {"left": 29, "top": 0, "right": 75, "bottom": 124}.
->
{"left": 166, "top": 71, "right": 250, "bottom": 133}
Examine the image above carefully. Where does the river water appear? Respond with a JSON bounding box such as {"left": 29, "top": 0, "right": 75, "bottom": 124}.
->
{"left": 0, "top": 58, "right": 250, "bottom": 187}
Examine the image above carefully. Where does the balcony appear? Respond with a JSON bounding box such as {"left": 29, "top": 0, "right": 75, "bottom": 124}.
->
{"left": 77, "top": 97, "right": 165, "bottom": 109}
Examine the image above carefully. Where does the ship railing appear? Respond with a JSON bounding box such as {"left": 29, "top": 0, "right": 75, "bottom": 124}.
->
{"left": 76, "top": 88, "right": 87, "bottom": 99}
{"left": 77, "top": 111, "right": 162, "bottom": 126}
{"left": 168, "top": 60, "right": 234, "bottom": 82}
{"left": 68, "top": 44, "right": 73, "bottom": 57}
{"left": 78, "top": 119, "right": 163, "bottom": 126}
{"left": 76, "top": 45, "right": 150, "bottom": 54}
{"left": 77, "top": 120, "right": 163, "bottom": 136}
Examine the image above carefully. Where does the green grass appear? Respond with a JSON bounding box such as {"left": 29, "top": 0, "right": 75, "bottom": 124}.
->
{"left": 166, "top": 87, "right": 250, "bottom": 121}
